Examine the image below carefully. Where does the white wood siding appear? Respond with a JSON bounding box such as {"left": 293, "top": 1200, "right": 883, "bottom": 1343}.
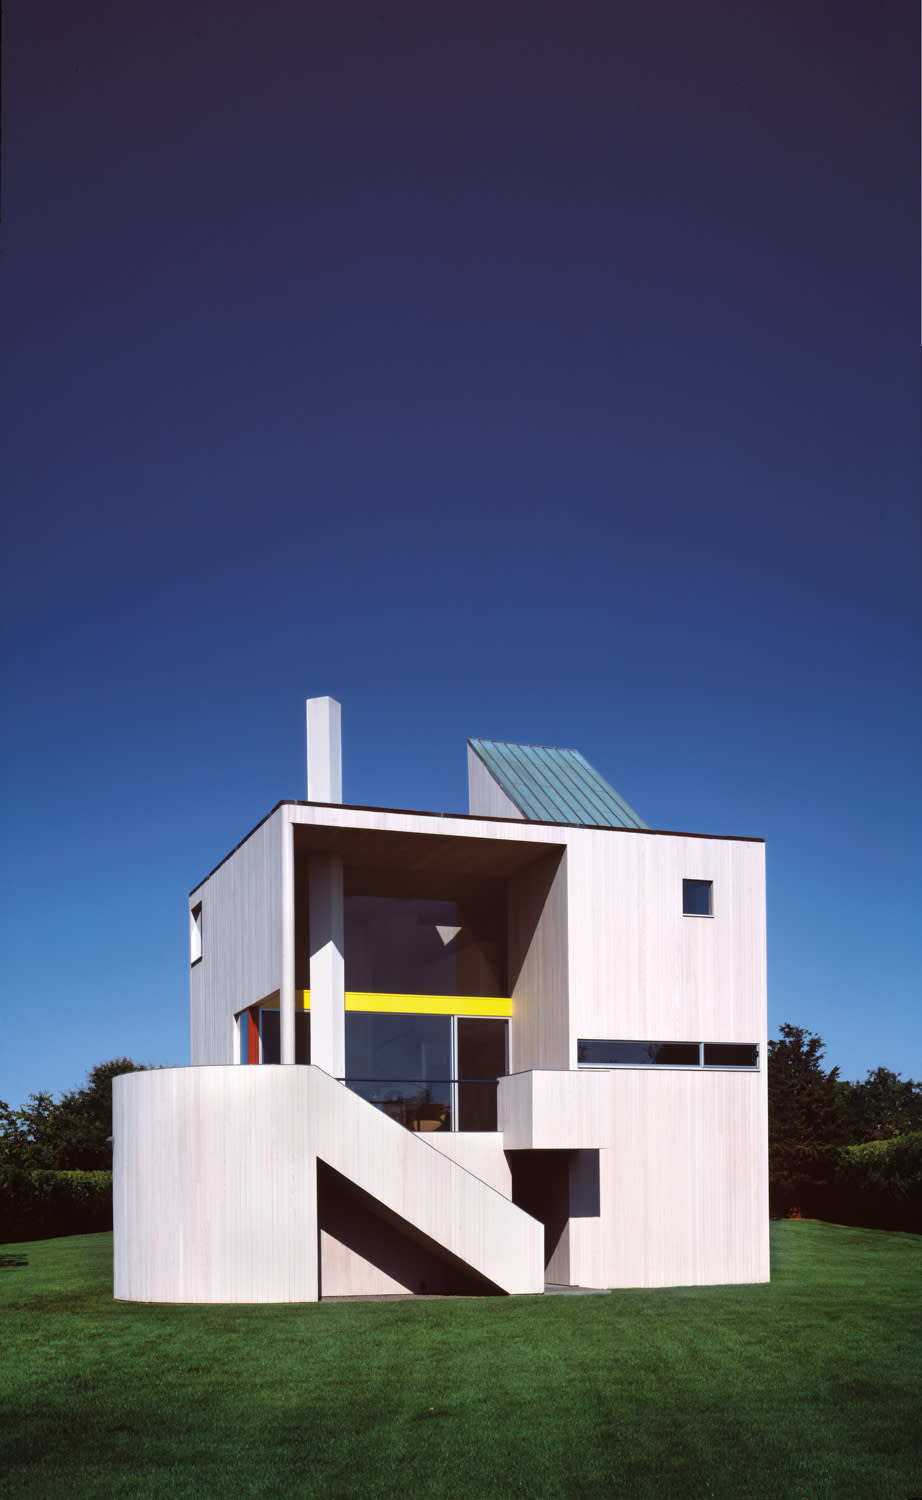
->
{"left": 508, "top": 851, "right": 570, "bottom": 1072}
{"left": 189, "top": 809, "right": 284, "bottom": 1065}
{"left": 114, "top": 1066, "right": 542, "bottom": 1303}
{"left": 566, "top": 831, "right": 766, "bottom": 1053}
{"left": 500, "top": 1066, "right": 768, "bottom": 1288}
{"left": 574, "top": 1068, "right": 769, "bottom": 1288}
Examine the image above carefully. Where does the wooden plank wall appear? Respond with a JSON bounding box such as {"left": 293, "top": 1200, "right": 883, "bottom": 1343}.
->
{"left": 500, "top": 1067, "right": 768, "bottom": 1287}
{"left": 113, "top": 1065, "right": 543, "bottom": 1303}
{"left": 573, "top": 1069, "right": 769, "bottom": 1288}
{"left": 566, "top": 830, "right": 767, "bottom": 1048}
{"left": 189, "top": 809, "right": 284, "bottom": 1065}
{"left": 507, "top": 849, "right": 570, "bottom": 1072}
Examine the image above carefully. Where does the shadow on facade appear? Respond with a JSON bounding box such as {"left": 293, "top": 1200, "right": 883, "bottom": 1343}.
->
{"left": 316, "top": 1160, "right": 505, "bottom": 1297}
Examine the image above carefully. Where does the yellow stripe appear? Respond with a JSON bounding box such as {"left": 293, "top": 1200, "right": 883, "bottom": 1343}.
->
{"left": 269, "top": 992, "right": 511, "bottom": 1017}
{"left": 345, "top": 992, "right": 512, "bottom": 1017}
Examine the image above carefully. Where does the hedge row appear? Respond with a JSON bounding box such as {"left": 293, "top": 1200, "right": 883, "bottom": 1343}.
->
{"left": 0, "top": 1168, "right": 113, "bottom": 1244}
{"left": 774, "top": 1132, "right": 922, "bottom": 1232}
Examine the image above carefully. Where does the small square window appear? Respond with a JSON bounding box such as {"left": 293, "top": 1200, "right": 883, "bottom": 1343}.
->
{"left": 682, "top": 880, "right": 712, "bottom": 917}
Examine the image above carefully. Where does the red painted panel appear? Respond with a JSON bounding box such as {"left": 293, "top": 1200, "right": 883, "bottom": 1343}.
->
{"left": 247, "top": 1008, "right": 260, "bottom": 1064}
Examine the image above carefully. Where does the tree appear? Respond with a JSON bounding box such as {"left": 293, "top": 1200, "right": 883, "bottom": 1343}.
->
{"left": 767, "top": 1024, "right": 846, "bottom": 1215}
{"left": 838, "top": 1067, "right": 922, "bottom": 1144}
{"left": 0, "top": 1059, "right": 149, "bottom": 1172}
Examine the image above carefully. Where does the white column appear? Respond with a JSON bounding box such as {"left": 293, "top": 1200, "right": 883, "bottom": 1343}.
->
{"left": 306, "top": 697, "right": 342, "bottom": 803}
{"left": 309, "top": 852, "right": 345, "bottom": 1077}
{"left": 280, "top": 808, "right": 296, "bottom": 1064}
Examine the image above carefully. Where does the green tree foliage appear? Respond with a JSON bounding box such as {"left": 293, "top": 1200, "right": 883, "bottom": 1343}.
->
{"left": 0, "top": 1059, "right": 148, "bottom": 1172}
{"left": 837, "top": 1131, "right": 922, "bottom": 1197}
{"left": 838, "top": 1067, "right": 922, "bottom": 1143}
{"left": 768, "top": 1024, "right": 847, "bottom": 1214}
{"left": 769, "top": 1025, "right": 922, "bottom": 1227}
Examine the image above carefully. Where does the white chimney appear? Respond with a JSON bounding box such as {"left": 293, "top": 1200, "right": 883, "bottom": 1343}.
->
{"left": 306, "top": 697, "right": 342, "bottom": 803}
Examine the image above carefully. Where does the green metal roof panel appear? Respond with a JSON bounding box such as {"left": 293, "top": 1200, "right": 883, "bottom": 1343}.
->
{"left": 468, "top": 739, "right": 648, "bottom": 829}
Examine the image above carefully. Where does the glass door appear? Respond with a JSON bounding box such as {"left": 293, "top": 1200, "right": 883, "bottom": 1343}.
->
{"left": 455, "top": 1018, "right": 508, "bottom": 1131}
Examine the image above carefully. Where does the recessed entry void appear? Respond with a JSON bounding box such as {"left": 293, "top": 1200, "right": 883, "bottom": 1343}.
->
{"left": 508, "top": 1150, "right": 601, "bottom": 1284}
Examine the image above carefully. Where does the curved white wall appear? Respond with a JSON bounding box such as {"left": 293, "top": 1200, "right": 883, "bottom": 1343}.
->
{"left": 113, "top": 1066, "right": 543, "bottom": 1304}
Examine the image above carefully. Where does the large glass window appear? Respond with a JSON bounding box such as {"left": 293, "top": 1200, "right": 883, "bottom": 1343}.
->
{"left": 457, "top": 1017, "right": 507, "bottom": 1131}
{"left": 345, "top": 1012, "right": 452, "bottom": 1130}
{"left": 344, "top": 1012, "right": 509, "bottom": 1131}
{"left": 346, "top": 898, "right": 458, "bottom": 994}
{"left": 344, "top": 893, "right": 505, "bottom": 996}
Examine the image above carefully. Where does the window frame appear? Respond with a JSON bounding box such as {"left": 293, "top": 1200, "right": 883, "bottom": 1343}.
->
{"left": 682, "top": 879, "right": 714, "bottom": 918}
{"left": 190, "top": 903, "right": 203, "bottom": 965}
{"left": 577, "top": 1039, "right": 759, "bottom": 1071}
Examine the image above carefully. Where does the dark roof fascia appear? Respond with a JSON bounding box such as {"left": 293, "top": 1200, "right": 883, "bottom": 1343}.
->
{"left": 190, "top": 798, "right": 765, "bottom": 896}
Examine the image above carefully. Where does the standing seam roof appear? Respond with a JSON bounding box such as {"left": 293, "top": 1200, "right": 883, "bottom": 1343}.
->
{"left": 468, "top": 739, "right": 648, "bottom": 830}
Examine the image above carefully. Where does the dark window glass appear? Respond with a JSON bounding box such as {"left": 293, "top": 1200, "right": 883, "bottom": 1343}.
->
{"left": 703, "top": 1043, "right": 758, "bottom": 1068}
{"left": 650, "top": 1042, "right": 701, "bottom": 1065}
{"left": 348, "top": 1079, "right": 451, "bottom": 1132}
{"left": 346, "top": 1012, "right": 453, "bottom": 1130}
{"left": 683, "top": 879, "right": 713, "bottom": 916}
{"left": 345, "top": 897, "right": 459, "bottom": 994}
{"left": 344, "top": 893, "right": 506, "bottom": 997}
{"left": 346, "top": 1011, "right": 451, "bottom": 1081}
{"left": 577, "top": 1040, "right": 700, "bottom": 1066}
{"left": 457, "top": 1018, "right": 507, "bottom": 1131}
{"left": 260, "top": 1010, "right": 281, "bottom": 1064}
{"left": 295, "top": 1011, "right": 311, "bottom": 1065}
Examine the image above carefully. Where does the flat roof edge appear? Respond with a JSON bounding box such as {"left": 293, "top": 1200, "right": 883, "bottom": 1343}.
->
{"left": 189, "top": 799, "right": 764, "bottom": 897}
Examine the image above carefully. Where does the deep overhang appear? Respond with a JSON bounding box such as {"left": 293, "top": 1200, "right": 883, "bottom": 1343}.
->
{"left": 190, "top": 798, "right": 764, "bottom": 897}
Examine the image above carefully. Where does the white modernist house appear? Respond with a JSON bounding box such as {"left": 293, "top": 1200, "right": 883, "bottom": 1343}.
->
{"left": 114, "top": 698, "right": 769, "bottom": 1302}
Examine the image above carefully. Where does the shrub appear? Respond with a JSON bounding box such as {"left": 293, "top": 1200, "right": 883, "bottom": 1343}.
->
{"left": 806, "top": 1134, "right": 922, "bottom": 1233}
{"left": 0, "top": 1167, "right": 113, "bottom": 1244}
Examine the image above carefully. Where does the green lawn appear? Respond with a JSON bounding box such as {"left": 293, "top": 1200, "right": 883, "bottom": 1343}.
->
{"left": 1, "top": 1222, "right": 919, "bottom": 1499}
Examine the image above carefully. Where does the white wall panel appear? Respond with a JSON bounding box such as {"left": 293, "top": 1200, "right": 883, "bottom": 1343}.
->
{"left": 189, "top": 809, "right": 284, "bottom": 1065}
{"left": 508, "top": 852, "right": 570, "bottom": 1072}
{"left": 569, "top": 1068, "right": 770, "bottom": 1289}
{"left": 114, "top": 1066, "right": 542, "bottom": 1303}
{"left": 423, "top": 1132, "right": 512, "bottom": 1197}
{"left": 566, "top": 830, "right": 766, "bottom": 1050}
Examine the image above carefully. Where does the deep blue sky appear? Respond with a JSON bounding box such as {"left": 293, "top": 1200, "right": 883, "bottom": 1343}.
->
{"left": 2, "top": 1, "right": 918, "bottom": 1108}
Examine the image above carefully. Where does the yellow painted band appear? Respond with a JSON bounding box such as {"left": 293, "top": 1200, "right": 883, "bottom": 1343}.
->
{"left": 269, "top": 992, "right": 512, "bottom": 1017}
{"left": 345, "top": 992, "right": 512, "bottom": 1016}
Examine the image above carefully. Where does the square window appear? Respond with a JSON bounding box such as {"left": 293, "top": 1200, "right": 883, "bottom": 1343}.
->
{"left": 682, "top": 879, "right": 712, "bottom": 917}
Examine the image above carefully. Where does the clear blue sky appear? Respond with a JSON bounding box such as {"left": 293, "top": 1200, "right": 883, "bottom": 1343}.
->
{"left": 2, "top": 1, "right": 918, "bottom": 1109}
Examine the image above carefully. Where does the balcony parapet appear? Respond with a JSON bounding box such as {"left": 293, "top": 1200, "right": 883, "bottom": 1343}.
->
{"left": 499, "top": 1070, "right": 614, "bottom": 1150}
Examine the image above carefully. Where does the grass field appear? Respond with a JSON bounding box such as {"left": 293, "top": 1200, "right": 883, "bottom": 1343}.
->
{"left": 0, "top": 1221, "right": 919, "bottom": 1499}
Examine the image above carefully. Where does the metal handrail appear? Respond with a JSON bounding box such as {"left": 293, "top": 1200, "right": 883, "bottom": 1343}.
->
{"left": 336, "top": 1077, "right": 500, "bottom": 1085}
